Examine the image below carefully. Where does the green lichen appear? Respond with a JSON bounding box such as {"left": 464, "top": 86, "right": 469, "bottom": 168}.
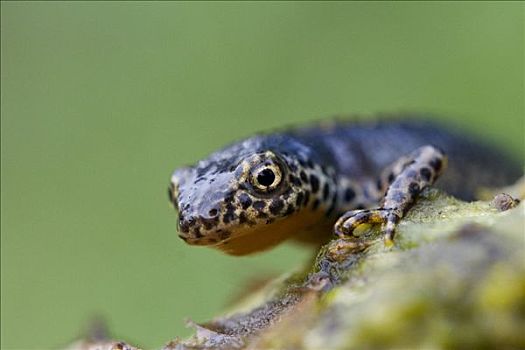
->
{"left": 171, "top": 189, "right": 525, "bottom": 350}
{"left": 68, "top": 186, "right": 525, "bottom": 350}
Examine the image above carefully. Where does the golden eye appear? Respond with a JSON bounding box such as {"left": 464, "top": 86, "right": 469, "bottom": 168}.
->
{"left": 250, "top": 164, "right": 283, "bottom": 192}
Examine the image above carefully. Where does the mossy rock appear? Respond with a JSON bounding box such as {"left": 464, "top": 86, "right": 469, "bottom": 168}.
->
{"left": 70, "top": 186, "right": 525, "bottom": 350}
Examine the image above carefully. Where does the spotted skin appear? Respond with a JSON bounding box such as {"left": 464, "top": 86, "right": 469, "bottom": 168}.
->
{"left": 334, "top": 145, "right": 446, "bottom": 245}
{"left": 169, "top": 118, "right": 522, "bottom": 255}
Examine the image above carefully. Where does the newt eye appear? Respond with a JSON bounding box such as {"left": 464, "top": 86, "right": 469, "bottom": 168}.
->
{"left": 257, "top": 168, "right": 275, "bottom": 186}
{"left": 250, "top": 163, "right": 283, "bottom": 192}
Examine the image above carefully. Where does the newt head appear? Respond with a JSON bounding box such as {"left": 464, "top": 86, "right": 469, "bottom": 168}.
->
{"left": 168, "top": 135, "right": 337, "bottom": 255}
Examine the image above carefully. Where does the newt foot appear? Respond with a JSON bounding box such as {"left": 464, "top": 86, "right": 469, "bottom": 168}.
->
{"left": 334, "top": 208, "right": 402, "bottom": 247}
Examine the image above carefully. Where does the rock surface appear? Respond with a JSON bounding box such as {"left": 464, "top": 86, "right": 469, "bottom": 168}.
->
{"left": 69, "top": 186, "right": 525, "bottom": 350}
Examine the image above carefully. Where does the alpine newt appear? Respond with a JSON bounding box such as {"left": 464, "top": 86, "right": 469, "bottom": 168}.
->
{"left": 168, "top": 117, "right": 522, "bottom": 255}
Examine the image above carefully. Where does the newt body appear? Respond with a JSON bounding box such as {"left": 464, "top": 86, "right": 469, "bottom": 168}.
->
{"left": 169, "top": 118, "right": 521, "bottom": 255}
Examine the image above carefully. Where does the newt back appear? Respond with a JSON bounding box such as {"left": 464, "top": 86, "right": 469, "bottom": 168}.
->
{"left": 286, "top": 119, "right": 522, "bottom": 200}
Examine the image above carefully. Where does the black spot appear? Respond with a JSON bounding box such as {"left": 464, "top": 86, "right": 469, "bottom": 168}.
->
{"left": 226, "top": 201, "right": 236, "bottom": 211}
{"left": 284, "top": 204, "right": 295, "bottom": 215}
{"left": 300, "top": 171, "right": 308, "bottom": 183}
{"left": 354, "top": 204, "right": 366, "bottom": 210}
{"left": 376, "top": 179, "right": 383, "bottom": 190}
{"left": 430, "top": 158, "right": 442, "bottom": 172}
{"left": 208, "top": 208, "right": 218, "bottom": 217}
{"left": 420, "top": 167, "right": 432, "bottom": 182}
{"left": 238, "top": 193, "right": 252, "bottom": 210}
{"left": 179, "top": 217, "right": 193, "bottom": 233}
{"left": 306, "top": 160, "right": 314, "bottom": 168}
{"left": 201, "top": 217, "right": 218, "bottom": 230}
{"left": 222, "top": 214, "right": 232, "bottom": 224}
{"left": 408, "top": 182, "right": 420, "bottom": 196}
{"left": 298, "top": 158, "right": 307, "bottom": 167}
{"left": 344, "top": 187, "right": 356, "bottom": 202}
{"left": 322, "top": 183, "right": 330, "bottom": 201}
{"left": 222, "top": 207, "right": 237, "bottom": 224}
{"left": 331, "top": 192, "right": 338, "bottom": 208}
{"left": 312, "top": 199, "right": 320, "bottom": 210}
{"left": 269, "top": 199, "right": 285, "bottom": 215}
{"left": 387, "top": 172, "right": 395, "bottom": 184}
{"left": 326, "top": 194, "right": 338, "bottom": 217}
{"left": 253, "top": 200, "right": 266, "bottom": 211}
{"left": 239, "top": 212, "right": 248, "bottom": 224}
{"left": 192, "top": 227, "right": 203, "bottom": 238}
{"left": 326, "top": 204, "right": 335, "bottom": 217}
{"left": 257, "top": 211, "right": 268, "bottom": 218}
{"left": 303, "top": 191, "right": 311, "bottom": 206}
{"left": 310, "top": 175, "right": 320, "bottom": 193}
{"left": 289, "top": 174, "right": 301, "bottom": 186}
{"left": 295, "top": 192, "right": 304, "bottom": 207}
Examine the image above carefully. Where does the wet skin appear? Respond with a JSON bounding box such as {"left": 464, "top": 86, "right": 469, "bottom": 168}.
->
{"left": 168, "top": 117, "right": 522, "bottom": 255}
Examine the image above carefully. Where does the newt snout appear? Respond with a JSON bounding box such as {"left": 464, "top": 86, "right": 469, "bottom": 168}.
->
{"left": 168, "top": 135, "right": 341, "bottom": 255}
{"left": 170, "top": 168, "right": 233, "bottom": 246}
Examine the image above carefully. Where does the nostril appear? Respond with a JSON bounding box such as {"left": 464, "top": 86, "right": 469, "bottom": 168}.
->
{"left": 208, "top": 208, "right": 218, "bottom": 217}
{"left": 178, "top": 215, "right": 196, "bottom": 233}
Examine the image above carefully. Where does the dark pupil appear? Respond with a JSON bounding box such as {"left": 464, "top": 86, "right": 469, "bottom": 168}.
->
{"left": 257, "top": 168, "right": 276, "bottom": 187}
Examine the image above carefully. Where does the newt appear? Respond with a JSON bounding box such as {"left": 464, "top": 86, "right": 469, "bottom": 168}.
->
{"left": 168, "top": 117, "right": 522, "bottom": 255}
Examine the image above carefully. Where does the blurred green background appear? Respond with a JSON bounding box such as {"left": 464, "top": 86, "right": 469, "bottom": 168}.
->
{"left": 1, "top": 2, "right": 523, "bottom": 349}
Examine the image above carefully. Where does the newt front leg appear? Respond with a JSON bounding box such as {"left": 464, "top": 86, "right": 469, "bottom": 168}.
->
{"left": 334, "top": 145, "right": 447, "bottom": 246}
